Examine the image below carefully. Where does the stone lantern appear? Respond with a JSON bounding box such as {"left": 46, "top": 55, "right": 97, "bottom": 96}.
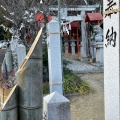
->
{"left": 94, "top": 25, "right": 104, "bottom": 64}
{"left": 64, "top": 41, "right": 69, "bottom": 54}
{"left": 70, "top": 37, "right": 76, "bottom": 55}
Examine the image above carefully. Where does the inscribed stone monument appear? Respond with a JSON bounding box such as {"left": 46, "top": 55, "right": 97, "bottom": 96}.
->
{"left": 104, "top": 0, "right": 120, "bottom": 120}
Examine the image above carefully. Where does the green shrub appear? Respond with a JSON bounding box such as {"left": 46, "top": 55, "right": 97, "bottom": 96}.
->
{"left": 63, "top": 70, "right": 92, "bottom": 94}
{"left": 43, "top": 82, "right": 49, "bottom": 94}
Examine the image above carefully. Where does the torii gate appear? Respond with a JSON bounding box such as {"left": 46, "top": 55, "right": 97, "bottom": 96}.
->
{"left": 49, "top": 4, "right": 100, "bottom": 59}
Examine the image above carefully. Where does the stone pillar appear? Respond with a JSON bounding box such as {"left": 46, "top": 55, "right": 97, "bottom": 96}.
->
{"left": 43, "top": 91, "right": 71, "bottom": 120}
{"left": 64, "top": 41, "right": 69, "bottom": 54}
{"left": 16, "top": 44, "right": 26, "bottom": 67}
{"left": 5, "top": 47, "right": 12, "bottom": 72}
{"left": 0, "top": 85, "right": 18, "bottom": 120}
{"left": 47, "top": 20, "right": 63, "bottom": 95}
{"left": 90, "top": 42, "right": 96, "bottom": 62}
{"left": 104, "top": 1, "right": 120, "bottom": 120}
{"left": 18, "top": 29, "right": 43, "bottom": 120}
{"left": 10, "top": 36, "right": 18, "bottom": 52}
{"left": 81, "top": 11, "right": 88, "bottom": 61}
{"left": 70, "top": 40, "right": 76, "bottom": 55}
{"left": 10, "top": 36, "right": 16, "bottom": 52}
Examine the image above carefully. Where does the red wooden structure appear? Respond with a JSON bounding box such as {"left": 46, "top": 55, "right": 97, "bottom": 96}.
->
{"left": 85, "top": 13, "right": 103, "bottom": 25}
{"left": 62, "top": 22, "right": 80, "bottom": 56}
{"left": 70, "top": 22, "right": 80, "bottom": 56}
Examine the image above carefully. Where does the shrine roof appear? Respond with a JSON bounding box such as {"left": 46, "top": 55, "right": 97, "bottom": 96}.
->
{"left": 85, "top": 13, "right": 103, "bottom": 22}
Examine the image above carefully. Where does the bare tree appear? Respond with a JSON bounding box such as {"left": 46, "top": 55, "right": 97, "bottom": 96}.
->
{"left": 0, "top": 0, "right": 102, "bottom": 44}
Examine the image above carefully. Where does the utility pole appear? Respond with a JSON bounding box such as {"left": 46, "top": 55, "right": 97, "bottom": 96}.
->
{"left": 58, "top": 0, "right": 61, "bottom": 30}
{"left": 58, "top": 0, "right": 64, "bottom": 94}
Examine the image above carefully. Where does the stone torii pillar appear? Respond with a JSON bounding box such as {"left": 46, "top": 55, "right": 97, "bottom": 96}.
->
{"left": 104, "top": 1, "right": 120, "bottom": 120}
{"left": 81, "top": 11, "right": 88, "bottom": 61}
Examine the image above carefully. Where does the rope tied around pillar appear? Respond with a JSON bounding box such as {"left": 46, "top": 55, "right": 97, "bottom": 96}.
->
{"left": 49, "top": 82, "right": 63, "bottom": 85}
{"left": 47, "top": 32, "right": 61, "bottom": 36}
{"left": 103, "top": 8, "right": 120, "bottom": 15}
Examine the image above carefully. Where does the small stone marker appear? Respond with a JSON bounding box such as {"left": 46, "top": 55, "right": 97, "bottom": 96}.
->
{"left": 95, "top": 42, "right": 104, "bottom": 64}
{"left": 43, "top": 91, "right": 71, "bottom": 120}
{"left": 16, "top": 44, "right": 26, "bottom": 67}
{"left": 10, "top": 36, "right": 17, "bottom": 52}
{"left": 5, "top": 47, "right": 12, "bottom": 72}
{"left": 47, "top": 20, "right": 63, "bottom": 95}
{"left": 104, "top": 1, "right": 120, "bottom": 120}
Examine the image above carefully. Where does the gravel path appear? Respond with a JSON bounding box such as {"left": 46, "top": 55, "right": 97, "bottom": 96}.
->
{"left": 64, "top": 58, "right": 103, "bottom": 73}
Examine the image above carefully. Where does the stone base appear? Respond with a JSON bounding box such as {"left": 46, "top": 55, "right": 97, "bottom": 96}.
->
{"left": 89, "top": 58, "right": 96, "bottom": 63}
{"left": 91, "top": 62, "right": 104, "bottom": 68}
{"left": 81, "top": 57, "right": 89, "bottom": 62}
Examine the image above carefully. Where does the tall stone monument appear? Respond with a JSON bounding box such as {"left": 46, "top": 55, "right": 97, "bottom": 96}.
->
{"left": 16, "top": 44, "right": 26, "bottom": 67}
{"left": 104, "top": 1, "right": 120, "bottom": 120}
{"left": 47, "top": 20, "right": 63, "bottom": 95}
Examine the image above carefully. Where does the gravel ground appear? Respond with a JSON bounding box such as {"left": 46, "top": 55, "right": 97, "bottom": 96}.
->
{"left": 68, "top": 73, "right": 104, "bottom": 120}
{"left": 64, "top": 54, "right": 104, "bottom": 120}
{"left": 64, "top": 58, "right": 103, "bottom": 74}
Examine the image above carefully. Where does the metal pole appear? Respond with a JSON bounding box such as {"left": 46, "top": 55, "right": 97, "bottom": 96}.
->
{"left": 58, "top": 0, "right": 64, "bottom": 94}
{"left": 58, "top": 0, "right": 61, "bottom": 29}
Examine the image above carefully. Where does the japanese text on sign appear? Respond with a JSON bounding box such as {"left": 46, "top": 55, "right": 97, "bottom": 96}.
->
{"left": 104, "top": 0, "right": 117, "bottom": 48}
{"left": 105, "top": 0, "right": 117, "bottom": 18}
{"left": 105, "top": 27, "right": 117, "bottom": 47}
